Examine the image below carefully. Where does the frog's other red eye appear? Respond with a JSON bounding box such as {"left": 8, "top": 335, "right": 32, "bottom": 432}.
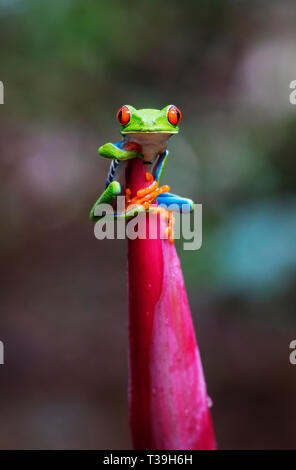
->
{"left": 117, "top": 106, "right": 130, "bottom": 125}
{"left": 167, "top": 105, "right": 182, "bottom": 125}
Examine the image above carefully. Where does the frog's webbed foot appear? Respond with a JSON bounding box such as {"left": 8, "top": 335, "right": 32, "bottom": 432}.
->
{"left": 123, "top": 172, "right": 176, "bottom": 242}
{"left": 90, "top": 181, "right": 147, "bottom": 221}
{"left": 156, "top": 192, "right": 195, "bottom": 213}
{"left": 125, "top": 172, "right": 170, "bottom": 211}
{"left": 89, "top": 181, "right": 121, "bottom": 221}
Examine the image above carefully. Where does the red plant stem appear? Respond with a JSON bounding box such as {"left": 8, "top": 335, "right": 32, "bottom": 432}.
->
{"left": 126, "top": 158, "right": 216, "bottom": 450}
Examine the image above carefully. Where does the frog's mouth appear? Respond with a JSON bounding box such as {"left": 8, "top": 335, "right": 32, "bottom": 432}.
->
{"left": 124, "top": 132, "right": 173, "bottom": 163}
{"left": 121, "top": 130, "right": 178, "bottom": 134}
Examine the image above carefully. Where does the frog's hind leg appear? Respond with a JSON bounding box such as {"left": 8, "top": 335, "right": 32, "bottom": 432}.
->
{"left": 90, "top": 181, "right": 146, "bottom": 221}
{"left": 156, "top": 192, "right": 194, "bottom": 213}
{"left": 89, "top": 181, "right": 121, "bottom": 221}
{"left": 115, "top": 204, "right": 147, "bottom": 219}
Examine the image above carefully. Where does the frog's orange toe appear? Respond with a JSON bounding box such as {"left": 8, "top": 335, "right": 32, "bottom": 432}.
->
{"left": 124, "top": 175, "right": 174, "bottom": 242}
{"left": 145, "top": 172, "right": 154, "bottom": 182}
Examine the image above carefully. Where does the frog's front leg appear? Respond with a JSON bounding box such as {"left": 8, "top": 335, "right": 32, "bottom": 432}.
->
{"left": 99, "top": 141, "right": 143, "bottom": 161}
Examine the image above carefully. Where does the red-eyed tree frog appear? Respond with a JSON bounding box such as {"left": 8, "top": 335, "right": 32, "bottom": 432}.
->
{"left": 89, "top": 105, "right": 194, "bottom": 221}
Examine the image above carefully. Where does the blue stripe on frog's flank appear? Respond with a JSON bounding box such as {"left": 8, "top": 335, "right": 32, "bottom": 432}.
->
{"left": 106, "top": 158, "right": 120, "bottom": 188}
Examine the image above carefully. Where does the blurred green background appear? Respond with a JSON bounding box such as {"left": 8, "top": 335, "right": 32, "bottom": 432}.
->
{"left": 0, "top": 0, "right": 296, "bottom": 449}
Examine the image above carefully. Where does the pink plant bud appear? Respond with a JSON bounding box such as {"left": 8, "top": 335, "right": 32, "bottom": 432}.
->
{"left": 127, "top": 159, "right": 216, "bottom": 450}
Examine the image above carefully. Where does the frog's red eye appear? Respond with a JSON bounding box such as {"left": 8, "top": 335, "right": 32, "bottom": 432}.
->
{"left": 117, "top": 106, "right": 130, "bottom": 125}
{"left": 167, "top": 105, "right": 182, "bottom": 125}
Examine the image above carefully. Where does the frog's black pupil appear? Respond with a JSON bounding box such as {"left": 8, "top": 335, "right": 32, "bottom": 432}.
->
{"left": 118, "top": 110, "right": 122, "bottom": 123}
{"left": 176, "top": 110, "right": 180, "bottom": 122}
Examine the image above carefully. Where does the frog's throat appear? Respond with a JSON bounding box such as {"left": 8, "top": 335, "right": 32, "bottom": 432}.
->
{"left": 123, "top": 132, "right": 172, "bottom": 163}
